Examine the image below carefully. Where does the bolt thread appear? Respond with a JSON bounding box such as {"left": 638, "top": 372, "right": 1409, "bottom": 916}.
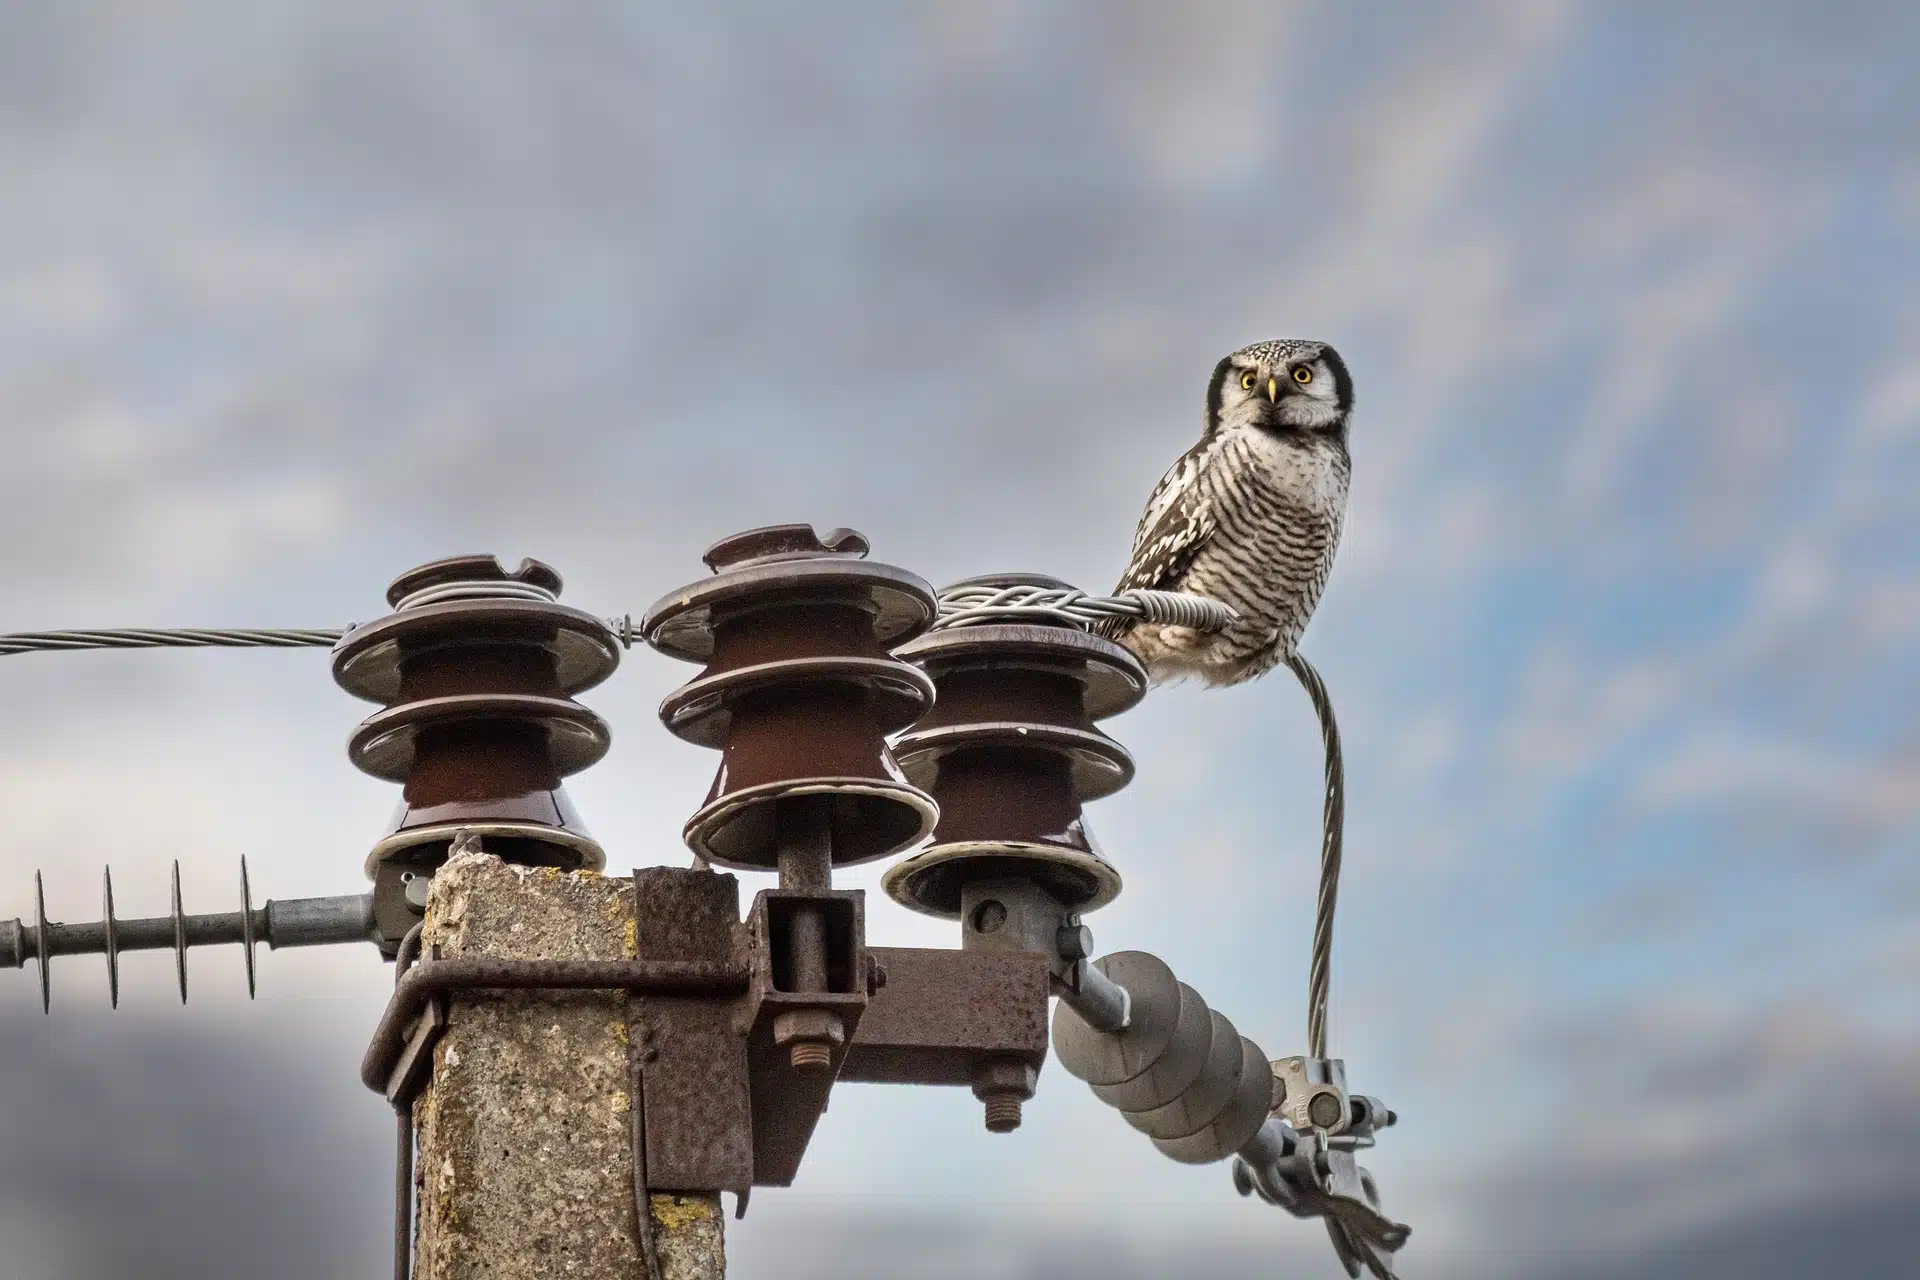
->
{"left": 982, "top": 1094, "right": 1023, "bottom": 1133}
{"left": 790, "top": 1041, "right": 833, "bottom": 1070}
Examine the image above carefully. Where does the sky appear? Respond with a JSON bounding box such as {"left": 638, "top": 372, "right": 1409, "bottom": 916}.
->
{"left": 0, "top": 1, "right": 1915, "bottom": 1276}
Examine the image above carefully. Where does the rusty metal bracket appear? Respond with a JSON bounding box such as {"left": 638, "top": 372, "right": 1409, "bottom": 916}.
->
{"left": 741, "top": 887, "right": 870, "bottom": 1186}
{"left": 360, "top": 954, "right": 753, "bottom": 1096}
{"left": 630, "top": 869, "right": 756, "bottom": 1197}
{"left": 841, "top": 946, "right": 1049, "bottom": 1086}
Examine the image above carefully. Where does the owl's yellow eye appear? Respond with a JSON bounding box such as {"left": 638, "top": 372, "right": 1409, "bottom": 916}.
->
{"left": 1293, "top": 366, "right": 1314, "bottom": 385}
{"left": 1239, "top": 370, "right": 1259, "bottom": 391}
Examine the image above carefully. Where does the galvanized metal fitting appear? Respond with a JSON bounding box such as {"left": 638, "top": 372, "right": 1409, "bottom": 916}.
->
{"left": 1273, "top": 1056, "right": 1351, "bottom": 1137}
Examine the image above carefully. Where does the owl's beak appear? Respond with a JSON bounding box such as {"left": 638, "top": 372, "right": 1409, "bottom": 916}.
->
{"left": 1267, "top": 377, "right": 1279, "bottom": 403}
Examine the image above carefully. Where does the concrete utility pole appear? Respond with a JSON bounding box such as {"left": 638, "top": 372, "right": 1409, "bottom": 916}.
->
{"left": 411, "top": 851, "right": 725, "bottom": 1279}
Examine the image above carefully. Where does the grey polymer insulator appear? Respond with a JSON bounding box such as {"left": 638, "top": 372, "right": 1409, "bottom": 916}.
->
{"left": 1123, "top": 1010, "right": 1243, "bottom": 1139}
{"left": 1052, "top": 950, "right": 1276, "bottom": 1167}
{"left": 1092, "top": 982, "right": 1212, "bottom": 1112}
{"left": 1151, "top": 1035, "right": 1273, "bottom": 1164}
{"left": 1051, "top": 951, "right": 1183, "bottom": 1085}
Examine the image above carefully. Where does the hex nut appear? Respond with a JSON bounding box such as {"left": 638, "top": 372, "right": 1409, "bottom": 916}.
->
{"left": 771, "top": 1009, "right": 846, "bottom": 1049}
{"left": 969, "top": 1058, "right": 1039, "bottom": 1102}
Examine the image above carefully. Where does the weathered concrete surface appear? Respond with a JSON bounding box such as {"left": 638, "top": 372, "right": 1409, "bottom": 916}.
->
{"left": 414, "top": 851, "right": 724, "bottom": 1279}
{"left": 649, "top": 1194, "right": 726, "bottom": 1278}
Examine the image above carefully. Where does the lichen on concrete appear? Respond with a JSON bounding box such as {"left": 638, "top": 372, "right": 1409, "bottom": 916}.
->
{"left": 652, "top": 1194, "right": 725, "bottom": 1279}
{"left": 412, "top": 850, "right": 724, "bottom": 1278}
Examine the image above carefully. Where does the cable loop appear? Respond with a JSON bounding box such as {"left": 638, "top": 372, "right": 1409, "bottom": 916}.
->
{"left": 391, "top": 579, "right": 560, "bottom": 612}
{"left": 933, "top": 585, "right": 1238, "bottom": 634}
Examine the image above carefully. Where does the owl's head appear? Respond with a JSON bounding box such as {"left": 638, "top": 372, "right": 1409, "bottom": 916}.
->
{"left": 1206, "top": 339, "right": 1352, "bottom": 441}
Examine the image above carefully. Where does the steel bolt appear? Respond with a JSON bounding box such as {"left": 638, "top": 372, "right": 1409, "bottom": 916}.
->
{"left": 970, "top": 899, "right": 1007, "bottom": 935}
{"left": 790, "top": 1042, "right": 834, "bottom": 1070}
{"left": 970, "top": 1057, "right": 1038, "bottom": 1135}
{"left": 402, "top": 873, "right": 431, "bottom": 911}
{"left": 1308, "top": 1089, "right": 1345, "bottom": 1130}
{"left": 981, "top": 1093, "right": 1024, "bottom": 1133}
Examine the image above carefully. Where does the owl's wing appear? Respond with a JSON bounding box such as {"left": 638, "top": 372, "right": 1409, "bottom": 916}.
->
{"left": 1114, "top": 435, "right": 1219, "bottom": 595}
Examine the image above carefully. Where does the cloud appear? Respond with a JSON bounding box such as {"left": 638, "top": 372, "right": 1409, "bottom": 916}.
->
{"left": 0, "top": 1, "right": 1914, "bottom": 1275}
{"left": 0, "top": 1005, "right": 391, "bottom": 1279}
{"left": 1637, "top": 728, "right": 1920, "bottom": 840}
{"left": 1452, "top": 995, "right": 1920, "bottom": 1274}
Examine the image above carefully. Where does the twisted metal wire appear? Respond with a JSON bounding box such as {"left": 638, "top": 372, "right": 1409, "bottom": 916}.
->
{"left": 1285, "top": 650, "right": 1344, "bottom": 1059}
{"left": 933, "top": 583, "right": 1240, "bottom": 633}
{"left": 0, "top": 627, "right": 344, "bottom": 656}
{"left": 0, "top": 575, "right": 570, "bottom": 661}
{"left": 0, "top": 585, "right": 1228, "bottom": 656}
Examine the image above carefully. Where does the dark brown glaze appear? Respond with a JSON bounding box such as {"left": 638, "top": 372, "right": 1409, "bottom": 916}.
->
{"left": 332, "top": 555, "right": 618, "bottom": 876}
{"left": 883, "top": 577, "right": 1146, "bottom": 920}
{"left": 643, "top": 525, "right": 940, "bottom": 871}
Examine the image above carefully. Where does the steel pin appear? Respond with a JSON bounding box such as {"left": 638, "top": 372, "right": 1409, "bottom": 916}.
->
{"left": 33, "top": 871, "right": 49, "bottom": 1013}
{"left": 240, "top": 857, "right": 257, "bottom": 999}
{"left": 170, "top": 860, "right": 187, "bottom": 1005}
{"left": 103, "top": 866, "right": 120, "bottom": 1009}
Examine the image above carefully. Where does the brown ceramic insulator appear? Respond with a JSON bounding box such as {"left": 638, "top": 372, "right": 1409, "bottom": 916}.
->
{"left": 882, "top": 575, "right": 1147, "bottom": 920}
{"left": 643, "top": 525, "right": 941, "bottom": 871}
{"left": 333, "top": 555, "right": 620, "bottom": 877}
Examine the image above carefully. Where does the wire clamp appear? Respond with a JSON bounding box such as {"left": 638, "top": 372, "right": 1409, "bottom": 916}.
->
{"left": 1233, "top": 1058, "right": 1407, "bottom": 1279}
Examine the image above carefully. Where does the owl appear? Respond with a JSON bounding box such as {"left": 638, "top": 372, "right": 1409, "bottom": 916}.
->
{"left": 1107, "top": 339, "right": 1352, "bottom": 686}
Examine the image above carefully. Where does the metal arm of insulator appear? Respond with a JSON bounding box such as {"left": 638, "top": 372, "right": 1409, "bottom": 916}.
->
{"left": 0, "top": 858, "right": 378, "bottom": 1011}
{"left": 260, "top": 894, "right": 380, "bottom": 949}
{"left": 0, "top": 890, "right": 375, "bottom": 964}
{"left": 1056, "top": 957, "right": 1131, "bottom": 1032}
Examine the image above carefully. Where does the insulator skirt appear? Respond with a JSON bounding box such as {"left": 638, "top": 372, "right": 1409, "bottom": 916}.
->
{"left": 644, "top": 525, "right": 941, "bottom": 871}
{"left": 1054, "top": 951, "right": 1276, "bottom": 1166}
